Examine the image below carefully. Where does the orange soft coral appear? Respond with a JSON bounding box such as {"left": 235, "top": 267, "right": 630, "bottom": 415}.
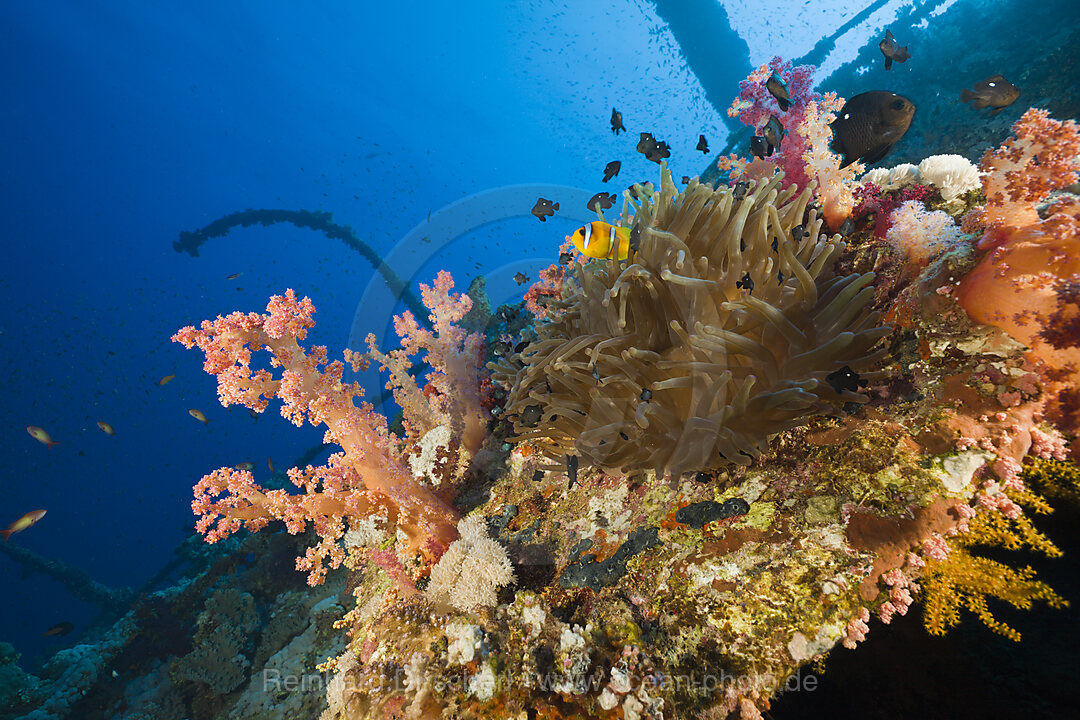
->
{"left": 956, "top": 109, "right": 1080, "bottom": 441}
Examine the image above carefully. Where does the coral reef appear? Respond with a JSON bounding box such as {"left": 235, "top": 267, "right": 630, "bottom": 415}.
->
{"left": 719, "top": 57, "right": 863, "bottom": 230}
{"left": 954, "top": 109, "right": 1080, "bottom": 443}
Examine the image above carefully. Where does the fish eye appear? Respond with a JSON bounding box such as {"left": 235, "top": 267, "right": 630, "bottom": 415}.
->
{"left": 988, "top": 82, "right": 997, "bottom": 87}
{"left": 842, "top": 113, "right": 850, "bottom": 120}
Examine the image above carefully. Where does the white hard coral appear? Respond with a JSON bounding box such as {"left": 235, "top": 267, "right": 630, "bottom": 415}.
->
{"left": 916, "top": 154, "right": 981, "bottom": 202}
{"left": 425, "top": 516, "right": 516, "bottom": 613}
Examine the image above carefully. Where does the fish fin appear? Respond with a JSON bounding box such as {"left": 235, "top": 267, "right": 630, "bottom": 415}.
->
{"left": 860, "top": 143, "right": 895, "bottom": 166}
{"left": 989, "top": 106, "right": 1005, "bottom": 116}
{"left": 553, "top": 203, "right": 559, "bottom": 211}
{"left": 884, "top": 56, "right": 893, "bottom": 70}
{"left": 779, "top": 98, "right": 790, "bottom": 112}
{"left": 538, "top": 216, "right": 547, "bottom": 222}
{"left": 960, "top": 89, "right": 974, "bottom": 104}
{"left": 973, "top": 98, "right": 989, "bottom": 110}
{"left": 1, "top": 529, "right": 11, "bottom": 542}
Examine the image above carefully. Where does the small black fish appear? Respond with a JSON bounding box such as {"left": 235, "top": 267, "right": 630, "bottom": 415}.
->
{"left": 879, "top": 29, "right": 910, "bottom": 71}
{"left": 732, "top": 181, "right": 750, "bottom": 200}
{"left": 559, "top": 251, "right": 574, "bottom": 265}
{"left": 829, "top": 91, "right": 916, "bottom": 168}
{"left": 825, "top": 365, "right": 862, "bottom": 394}
{"left": 587, "top": 192, "right": 617, "bottom": 212}
{"left": 514, "top": 272, "right": 530, "bottom": 286}
{"left": 531, "top": 197, "right": 559, "bottom": 222}
{"left": 960, "top": 74, "right": 1020, "bottom": 116}
{"left": 765, "top": 70, "right": 791, "bottom": 112}
{"left": 636, "top": 132, "right": 670, "bottom": 164}
{"left": 681, "top": 175, "right": 691, "bottom": 184}
{"left": 791, "top": 224, "right": 806, "bottom": 244}
{"left": 532, "top": 469, "right": 545, "bottom": 482}
{"left": 697, "top": 134, "right": 710, "bottom": 154}
{"left": 736, "top": 272, "right": 754, "bottom": 292}
{"left": 566, "top": 454, "right": 579, "bottom": 489}
{"left": 603, "top": 160, "right": 621, "bottom": 183}
{"left": 749, "top": 135, "right": 770, "bottom": 159}
{"left": 515, "top": 340, "right": 529, "bottom": 353}
{"left": 762, "top": 114, "right": 785, "bottom": 154}
{"left": 610, "top": 108, "right": 625, "bottom": 135}
{"left": 627, "top": 225, "right": 642, "bottom": 254}
{"left": 640, "top": 388, "right": 652, "bottom": 402}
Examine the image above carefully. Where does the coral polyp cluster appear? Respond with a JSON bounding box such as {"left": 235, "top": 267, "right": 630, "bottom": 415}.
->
{"left": 490, "top": 166, "right": 891, "bottom": 476}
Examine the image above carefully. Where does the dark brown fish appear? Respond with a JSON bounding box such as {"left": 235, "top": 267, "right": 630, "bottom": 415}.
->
{"left": 960, "top": 74, "right": 1020, "bottom": 116}
{"left": 879, "top": 30, "right": 910, "bottom": 70}
{"left": 749, "top": 135, "right": 769, "bottom": 159}
{"left": 226, "top": 272, "right": 242, "bottom": 280}
{"left": 829, "top": 91, "right": 916, "bottom": 168}
{"left": 514, "top": 272, "right": 530, "bottom": 286}
{"left": 762, "top": 115, "right": 785, "bottom": 153}
{"left": 765, "top": 71, "right": 791, "bottom": 112}
{"left": 610, "top": 108, "right": 625, "bottom": 135}
{"left": 635, "top": 132, "right": 671, "bottom": 164}
{"left": 696, "top": 134, "right": 709, "bottom": 154}
{"left": 587, "top": 192, "right": 616, "bottom": 212}
{"left": 531, "top": 198, "right": 559, "bottom": 222}
{"left": 42, "top": 621, "right": 74, "bottom": 638}
{"left": 602, "top": 160, "right": 621, "bottom": 183}
{"left": 681, "top": 176, "right": 691, "bottom": 184}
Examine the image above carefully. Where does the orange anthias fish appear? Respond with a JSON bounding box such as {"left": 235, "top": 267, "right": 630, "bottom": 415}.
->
{"left": 267, "top": 457, "right": 276, "bottom": 473}
{"left": 158, "top": 374, "right": 176, "bottom": 386}
{"left": 188, "top": 408, "right": 208, "bottom": 424}
{"left": 2, "top": 509, "right": 47, "bottom": 541}
{"left": 97, "top": 421, "right": 114, "bottom": 436}
{"left": 42, "top": 621, "right": 74, "bottom": 638}
{"left": 26, "top": 426, "right": 59, "bottom": 448}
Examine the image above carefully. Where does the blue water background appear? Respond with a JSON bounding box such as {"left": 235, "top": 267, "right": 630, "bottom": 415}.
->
{"left": 0, "top": 0, "right": 741, "bottom": 665}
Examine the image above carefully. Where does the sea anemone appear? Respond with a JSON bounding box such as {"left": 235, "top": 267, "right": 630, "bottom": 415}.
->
{"left": 491, "top": 166, "right": 892, "bottom": 477}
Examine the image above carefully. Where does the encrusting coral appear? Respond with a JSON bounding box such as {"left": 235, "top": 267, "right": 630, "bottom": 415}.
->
{"left": 490, "top": 164, "right": 892, "bottom": 477}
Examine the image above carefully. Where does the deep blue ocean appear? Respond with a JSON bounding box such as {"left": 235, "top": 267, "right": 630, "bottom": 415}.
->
{"left": 0, "top": 0, "right": 745, "bottom": 666}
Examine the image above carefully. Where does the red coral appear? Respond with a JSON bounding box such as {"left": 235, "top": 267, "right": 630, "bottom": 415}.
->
{"left": 852, "top": 182, "right": 936, "bottom": 238}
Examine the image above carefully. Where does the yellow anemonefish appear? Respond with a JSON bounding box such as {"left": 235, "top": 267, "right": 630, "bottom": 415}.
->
{"left": 26, "top": 426, "right": 59, "bottom": 448}
{"left": 2, "top": 509, "right": 46, "bottom": 541}
{"left": 570, "top": 221, "right": 631, "bottom": 260}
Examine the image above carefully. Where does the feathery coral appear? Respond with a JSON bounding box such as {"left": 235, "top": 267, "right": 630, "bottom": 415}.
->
{"left": 172, "top": 288, "right": 463, "bottom": 584}
{"left": 885, "top": 200, "right": 963, "bottom": 265}
{"left": 490, "top": 165, "right": 891, "bottom": 477}
{"left": 425, "top": 515, "right": 516, "bottom": 613}
{"left": 920, "top": 485, "right": 1067, "bottom": 641}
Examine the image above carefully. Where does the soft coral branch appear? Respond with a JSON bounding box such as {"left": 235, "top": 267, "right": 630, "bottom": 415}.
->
{"left": 173, "top": 289, "right": 461, "bottom": 584}
{"left": 955, "top": 109, "right": 1080, "bottom": 445}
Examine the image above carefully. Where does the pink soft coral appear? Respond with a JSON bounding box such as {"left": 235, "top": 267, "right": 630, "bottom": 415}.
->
{"left": 366, "top": 270, "right": 488, "bottom": 454}
{"left": 724, "top": 57, "right": 862, "bottom": 230}
{"left": 173, "top": 289, "right": 463, "bottom": 584}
